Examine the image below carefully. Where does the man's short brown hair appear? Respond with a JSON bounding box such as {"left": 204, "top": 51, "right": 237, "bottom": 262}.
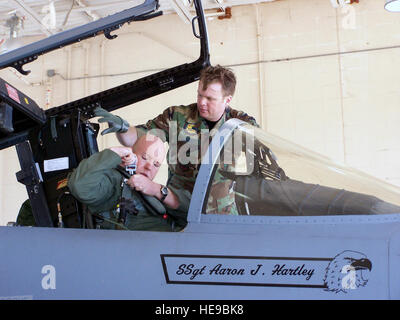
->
{"left": 199, "top": 64, "right": 236, "bottom": 97}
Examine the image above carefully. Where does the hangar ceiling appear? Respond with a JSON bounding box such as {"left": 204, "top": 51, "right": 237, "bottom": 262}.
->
{"left": 0, "top": 0, "right": 275, "bottom": 46}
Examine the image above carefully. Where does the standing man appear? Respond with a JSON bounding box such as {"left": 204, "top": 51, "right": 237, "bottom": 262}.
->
{"left": 94, "top": 65, "right": 259, "bottom": 215}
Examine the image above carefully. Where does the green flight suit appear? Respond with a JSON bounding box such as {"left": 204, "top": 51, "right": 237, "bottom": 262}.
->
{"left": 68, "top": 149, "right": 189, "bottom": 231}
{"left": 16, "top": 200, "right": 36, "bottom": 226}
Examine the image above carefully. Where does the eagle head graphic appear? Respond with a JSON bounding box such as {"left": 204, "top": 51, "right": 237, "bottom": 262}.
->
{"left": 324, "top": 250, "right": 372, "bottom": 293}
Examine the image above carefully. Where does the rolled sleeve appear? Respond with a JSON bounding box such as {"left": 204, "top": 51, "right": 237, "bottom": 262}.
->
{"left": 136, "top": 107, "right": 175, "bottom": 143}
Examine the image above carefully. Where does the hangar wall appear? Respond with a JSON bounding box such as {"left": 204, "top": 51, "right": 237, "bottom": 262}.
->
{"left": 0, "top": 0, "right": 399, "bottom": 225}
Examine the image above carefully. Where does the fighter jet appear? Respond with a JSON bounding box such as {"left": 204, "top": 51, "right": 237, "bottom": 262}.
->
{"left": 0, "top": 0, "right": 399, "bottom": 300}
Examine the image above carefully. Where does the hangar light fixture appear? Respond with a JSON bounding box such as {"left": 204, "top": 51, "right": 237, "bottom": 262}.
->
{"left": 385, "top": 0, "right": 400, "bottom": 12}
{"left": 0, "top": 14, "right": 25, "bottom": 54}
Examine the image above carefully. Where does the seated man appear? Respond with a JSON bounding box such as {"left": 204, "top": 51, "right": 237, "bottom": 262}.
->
{"left": 68, "top": 134, "right": 190, "bottom": 231}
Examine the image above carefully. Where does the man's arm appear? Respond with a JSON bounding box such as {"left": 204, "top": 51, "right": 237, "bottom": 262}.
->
{"left": 127, "top": 174, "right": 180, "bottom": 210}
{"left": 94, "top": 106, "right": 171, "bottom": 146}
{"left": 94, "top": 107, "right": 140, "bottom": 147}
{"left": 68, "top": 149, "right": 124, "bottom": 209}
{"left": 153, "top": 184, "right": 180, "bottom": 210}
{"left": 117, "top": 126, "right": 139, "bottom": 147}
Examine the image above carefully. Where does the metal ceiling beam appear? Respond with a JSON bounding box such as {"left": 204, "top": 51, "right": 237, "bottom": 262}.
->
{"left": 168, "top": 0, "right": 193, "bottom": 24}
{"left": 74, "top": 0, "right": 102, "bottom": 22}
{"left": 9, "top": 0, "right": 54, "bottom": 36}
{"left": 70, "top": 0, "right": 145, "bottom": 12}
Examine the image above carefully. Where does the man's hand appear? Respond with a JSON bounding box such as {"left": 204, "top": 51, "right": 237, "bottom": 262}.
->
{"left": 127, "top": 174, "right": 158, "bottom": 196}
{"left": 109, "top": 146, "right": 137, "bottom": 167}
{"left": 94, "top": 107, "right": 130, "bottom": 135}
{"left": 127, "top": 174, "right": 180, "bottom": 209}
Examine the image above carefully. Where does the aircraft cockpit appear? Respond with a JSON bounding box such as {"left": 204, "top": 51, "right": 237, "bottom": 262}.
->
{"left": 2, "top": 0, "right": 400, "bottom": 300}
{"left": 189, "top": 119, "right": 400, "bottom": 219}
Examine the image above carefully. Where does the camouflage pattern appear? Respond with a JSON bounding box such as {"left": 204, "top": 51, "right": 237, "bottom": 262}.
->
{"left": 204, "top": 132, "right": 245, "bottom": 215}
{"left": 136, "top": 103, "right": 259, "bottom": 215}
{"left": 205, "top": 166, "right": 239, "bottom": 215}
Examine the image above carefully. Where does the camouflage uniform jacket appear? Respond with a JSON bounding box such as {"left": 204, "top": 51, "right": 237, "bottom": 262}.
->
{"left": 137, "top": 103, "right": 259, "bottom": 214}
{"left": 68, "top": 149, "right": 188, "bottom": 231}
